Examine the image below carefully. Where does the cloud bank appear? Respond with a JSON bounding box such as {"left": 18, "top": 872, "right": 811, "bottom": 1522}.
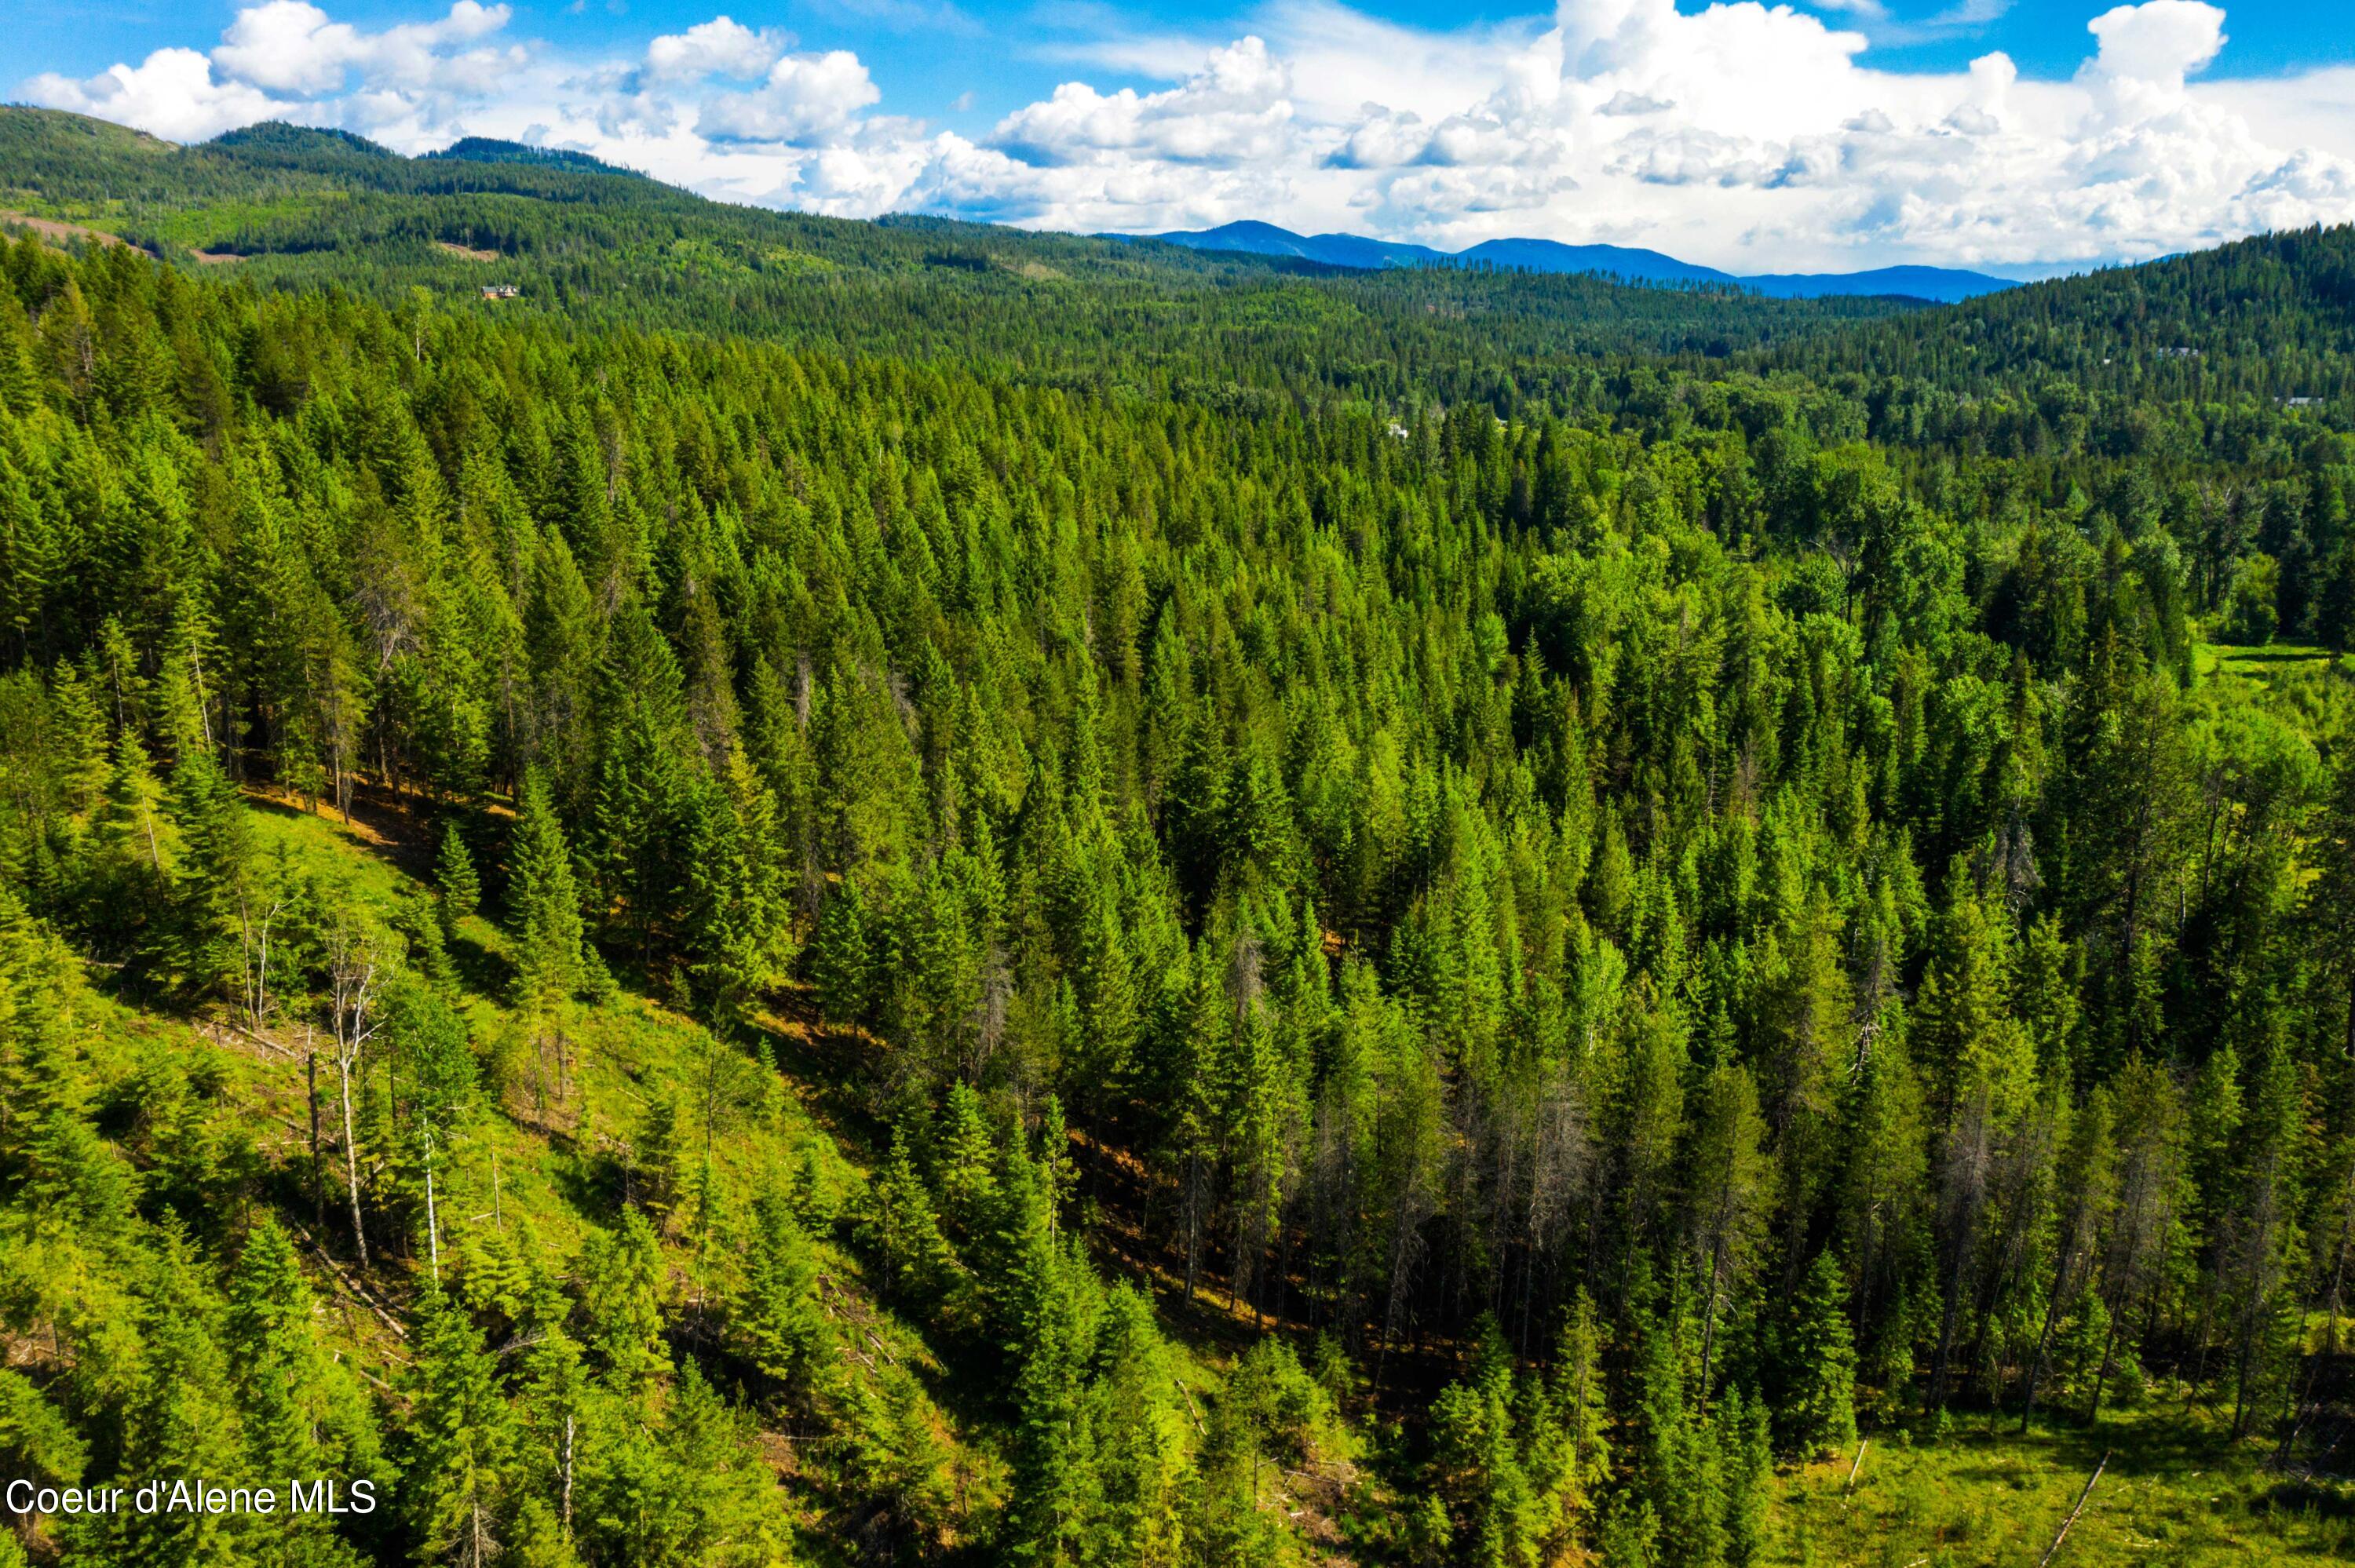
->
{"left": 22, "top": 0, "right": 2355, "bottom": 271}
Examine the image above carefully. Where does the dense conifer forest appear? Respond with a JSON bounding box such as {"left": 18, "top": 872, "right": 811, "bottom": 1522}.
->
{"left": 2, "top": 107, "right": 2353, "bottom": 1566}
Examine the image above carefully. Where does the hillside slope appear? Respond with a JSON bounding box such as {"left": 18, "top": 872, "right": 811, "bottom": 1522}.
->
{"left": 1751, "top": 221, "right": 2355, "bottom": 404}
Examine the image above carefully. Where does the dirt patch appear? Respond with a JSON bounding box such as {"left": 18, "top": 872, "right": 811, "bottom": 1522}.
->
{"left": 0, "top": 210, "right": 128, "bottom": 250}
{"left": 435, "top": 239, "right": 501, "bottom": 261}
{"left": 190, "top": 249, "right": 244, "bottom": 264}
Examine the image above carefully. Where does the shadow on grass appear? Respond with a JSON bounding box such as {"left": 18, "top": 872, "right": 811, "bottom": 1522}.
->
{"left": 2262, "top": 1479, "right": 2355, "bottom": 1521}
{"left": 2222, "top": 648, "right": 2336, "bottom": 665}
{"left": 758, "top": 986, "right": 895, "bottom": 1169}
{"left": 444, "top": 925, "right": 512, "bottom": 1000}
{"left": 243, "top": 779, "right": 445, "bottom": 877}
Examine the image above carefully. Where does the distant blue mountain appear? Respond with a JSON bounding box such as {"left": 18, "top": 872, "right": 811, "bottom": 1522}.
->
{"left": 1457, "top": 236, "right": 1730, "bottom": 287}
{"left": 1139, "top": 221, "right": 1446, "bottom": 268}
{"left": 1736, "top": 265, "right": 2015, "bottom": 304}
{"left": 1135, "top": 221, "right": 2015, "bottom": 304}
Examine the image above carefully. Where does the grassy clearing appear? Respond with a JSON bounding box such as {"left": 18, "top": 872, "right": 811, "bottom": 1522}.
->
{"left": 2195, "top": 641, "right": 2354, "bottom": 683}
{"left": 137, "top": 193, "right": 356, "bottom": 250}
{"left": 1773, "top": 1408, "right": 2352, "bottom": 1566}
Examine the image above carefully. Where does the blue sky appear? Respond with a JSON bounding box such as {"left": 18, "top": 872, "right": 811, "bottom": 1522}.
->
{"left": 16, "top": 0, "right": 2353, "bottom": 134}
{"left": 13, "top": 1, "right": 2355, "bottom": 271}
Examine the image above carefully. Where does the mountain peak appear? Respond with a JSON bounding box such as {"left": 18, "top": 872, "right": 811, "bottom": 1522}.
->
{"left": 208, "top": 122, "right": 398, "bottom": 160}
{"left": 422, "top": 138, "right": 644, "bottom": 177}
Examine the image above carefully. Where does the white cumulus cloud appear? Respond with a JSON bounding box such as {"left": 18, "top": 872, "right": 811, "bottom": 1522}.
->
{"left": 27, "top": 0, "right": 524, "bottom": 146}
{"left": 644, "top": 16, "right": 787, "bottom": 82}
{"left": 991, "top": 37, "right": 1293, "bottom": 168}
{"left": 692, "top": 50, "right": 882, "bottom": 144}
{"left": 26, "top": 48, "right": 284, "bottom": 144}
{"left": 210, "top": 0, "right": 512, "bottom": 95}
{"left": 17, "top": 0, "right": 2355, "bottom": 271}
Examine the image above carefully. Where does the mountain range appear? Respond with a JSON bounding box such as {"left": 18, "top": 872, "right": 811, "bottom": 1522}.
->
{"left": 1131, "top": 219, "right": 2021, "bottom": 303}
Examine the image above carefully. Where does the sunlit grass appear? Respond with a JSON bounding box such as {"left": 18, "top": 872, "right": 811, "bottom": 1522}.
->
{"left": 2196, "top": 641, "right": 2353, "bottom": 683}
{"left": 1773, "top": 1406, "right": 2353, "bottom": 1566}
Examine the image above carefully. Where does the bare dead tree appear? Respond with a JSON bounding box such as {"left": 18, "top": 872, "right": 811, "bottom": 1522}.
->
{"left": 239, "top": 892, "right": 288, "bottom": 1032}
{"left": 1518, "top": 1070, "right": 1588, "bottom": 1353}
{"left": 1929, "top": 1086, "right": 1995, "bottom": 1413}
{"left": 327, "top": 916, "right": 384, "bottom": 1271}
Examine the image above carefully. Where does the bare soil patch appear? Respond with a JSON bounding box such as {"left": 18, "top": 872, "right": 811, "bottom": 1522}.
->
{"left": 0, "top": 210, "right": 128, "bottom": 250}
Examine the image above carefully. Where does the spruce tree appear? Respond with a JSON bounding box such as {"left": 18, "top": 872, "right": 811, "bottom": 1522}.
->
{"left": 169, "top": 749, "right": 257, "bottom": 1006}
{"left": 738, "top": 1183, "right": 834, "bottom": 1413}
{"left": 0, "top": 1369, "right": 84, "bottom": 1537}
{"left": 1717, "top": 1386, "right": 1773, "bottom": 1568}
{"left": 403, "top": 1287, "right": 518, "bottom": 1568}
{"left": 511, "top": 770, "right": 586, "bottom": 1009}
{"left": 580, "top": 1209, "right": 670, "bottom": 1394}
{"left": 436, "top": 820, "right": 481, "bottom": 933}
{"left": 1085, "top": 1284, "right": 1190, "bottom": 1566}
{"left": 113, "top": 1227, "right": 251, "bottom": 1568}
{"left": 1005, "top": 1221, "right": 1102, "bottom": 1564}
{"left": 517, "top": 1325, "right": 593, "bottom": 1557}
{"left": 859, "top": 1132, "right": 963, "bottom": 1311}
{"left": 849, "top": 1364, "right": 958, "bottom": 1557}
{"left": 86, "top": 730, "right": 181, "bottom": 950}
{"left": 225, "top": 1216, "right": 323, "bottom": 1475}
{"left": 509, "top": 769, "right": 588, "bottom": 1112}
{"left": 1426, "top": 1331, "right": 1535, "bottom": 1568}
{"left": 1778, "top": 1251, "right": 1858, "bottom": 1460}
{"left": 2225, "top": 1042, "right": 2308, "bottom": 1439}
{"left": 1550, "top": 1291, "right": 1613, "bottom": 1527}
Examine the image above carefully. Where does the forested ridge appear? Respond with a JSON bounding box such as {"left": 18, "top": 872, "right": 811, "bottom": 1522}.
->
{"left": 9, "top": 110, "right": 2355, "bottom": 428}
{"left": 2, "top": 104, "right": 2355, "bottom": 1568}
{"left": 0, "top": 108, "right": 1909, "bottom": 403}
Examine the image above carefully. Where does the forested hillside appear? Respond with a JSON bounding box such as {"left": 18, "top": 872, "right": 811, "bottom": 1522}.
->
{"left": 2, "top": 107, "right": 2354, "bottom": 1568}
{"left": 0, "top": 109, "right": 1906, "bottom": 402}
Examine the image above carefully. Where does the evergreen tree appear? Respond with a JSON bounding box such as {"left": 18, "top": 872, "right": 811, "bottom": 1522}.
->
{"left": 509, "top": 768, "right": 587, "bottom": 1112}
{"left": 1622, "top": 1278, "right": 1725, "bottom": 1568}
{"left": 2224, "top": 1043, "right": 2308, "bottom": 1439}
{"left": 399, "top": 1287, "right": 515, "bottom": 1568}
{"left": 1716, "top": 1386, "right": 1773, "bottom": 1568}
{"left": 1553, "top": 1291, "right": 1614, "bottom": 1522}
{"left": 847, "top": 1364, "right": 958, "bottom": 1559}
{"left": 1086, "top": 1285, "right": 1190, "bottom": 1566}
{"left": 436, "top": 821, "right": 481, "bottom": 933}
{"left": 737, "top": 1183, "right": 834, "bottom": 1413}
{"left": 1777, "top": 1251, "right": 1857, "bottom": 1460}
{"left": 579, "top": 1209, "right": 670, "bottom": 1393}
{"left": 1686, "top": 1062, "right": 1771, "bottom": 1402}
{"left": 516, "top": 1325, "right": 593, "bottom": 1559}
{"left": 113, "top": 1227, "right": 252, "bottom": 1568}
{"left": 0, "top": 172, "right": 2353, "bottom": 1568}
{"left": 1005, "top": 1221, "right": 1102, "bottom": 1564}
{"left": 1426, "top": 1322, "right": 1537, "bottom": 1568}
